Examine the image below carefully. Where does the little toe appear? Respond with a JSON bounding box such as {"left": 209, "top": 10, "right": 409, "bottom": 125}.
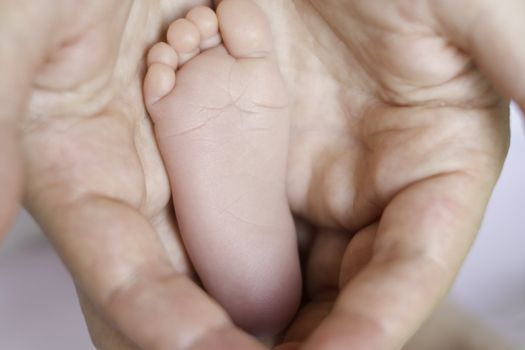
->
{"left": 167, "top": 18, "right": 201, "bottom": 65}
{"left": 143, "top": 63, "right": 176, "bottom": 107}
{"left": 147, "top": 42, "right": 178, "bottom": 68}
{"left": 217, "top": 0, "right": 273, "bottom": 59}
{"left": 186, "top": 6, "right": 221, "bottom": 50}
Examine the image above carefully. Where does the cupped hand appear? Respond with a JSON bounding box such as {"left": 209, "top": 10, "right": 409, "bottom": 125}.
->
{"left": 2, "top": 0, "right": 524, "bottom": 349}
{"left": 0, "top": 1, "right": 265, "bottom": 349}
{"left": 256, "top": 0, "right": 523, "bottom": 349}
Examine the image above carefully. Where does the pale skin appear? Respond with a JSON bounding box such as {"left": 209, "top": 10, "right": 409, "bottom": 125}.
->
{"left": 144, "top": 1, "right": 301, "bottom": 335}
{"left": 0, "top": 1, "right": 524, "bottom": 350}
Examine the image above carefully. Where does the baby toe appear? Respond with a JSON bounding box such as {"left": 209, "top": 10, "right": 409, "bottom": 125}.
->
{"left": 147, "top": 42, "right": 178, "bottom": 68}
{"left": 187, "top": 6, "right": 222, "bottom": 50}
{"left": 143, "top": 62, "right": 176, "bottom": 107}
{"left": 167, "top": 18, "right": 201, "bottom": 65}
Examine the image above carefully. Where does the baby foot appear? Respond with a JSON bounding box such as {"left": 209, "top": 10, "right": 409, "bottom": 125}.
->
{"left": 144, "top": 0, "right": 301, "bottom": 336}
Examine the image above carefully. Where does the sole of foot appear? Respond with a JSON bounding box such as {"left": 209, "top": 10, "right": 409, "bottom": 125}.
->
{"left": 143, "top": 0, "right": 301, "bottom": 337}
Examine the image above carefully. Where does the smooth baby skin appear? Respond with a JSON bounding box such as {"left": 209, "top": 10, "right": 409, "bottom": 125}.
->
{"left": 144, "top": 0, "right": 301, "bottom": 336}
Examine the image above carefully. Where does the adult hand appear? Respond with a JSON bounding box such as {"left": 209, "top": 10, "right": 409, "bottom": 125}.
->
{"left": 0, "top": 1, "right": 265, "bottom": 349}
{"left": 2, "top": 0, "right": 523, "bottom": 349}
{"left": 254, "top": 0, "right": 523, "bottom": 349}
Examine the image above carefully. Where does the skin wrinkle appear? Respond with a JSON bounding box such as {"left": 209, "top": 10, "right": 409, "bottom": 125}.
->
{"left": 0, "top": 0, "right": 522, "bottom": 349}
{"left": 162, "top": 109, "right": 229, "bottom": 137}
{"left": 303, "top": 1, "right": 500, "bottom": 109}
{"left": 293, "top": 1, "right": 372, "bottom": 99}
{"left": 107, "top": 278, "right": 224, "bottom": 350}
{"left": 226, "top": 60, "right": 254, "bottom": 111}
{"left": 143, "top": 0, "right": 301, "bottom": 336}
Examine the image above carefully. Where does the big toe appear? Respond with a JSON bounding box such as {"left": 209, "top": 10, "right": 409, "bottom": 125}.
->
{"left": 217, "top": 0, "right": 273, "bottom": 59}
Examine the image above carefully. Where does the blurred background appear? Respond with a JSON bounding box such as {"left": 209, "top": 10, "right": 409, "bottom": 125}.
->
{"left": 1, "top": 105, "right": 524, "bottom": 350}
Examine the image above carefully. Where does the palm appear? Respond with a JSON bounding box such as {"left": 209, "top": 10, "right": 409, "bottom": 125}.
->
{"left": 22, "top": 2, "right": 190, "bottom": 263}
{"left": 264, "top": 0, "right": 510, "bottom": 228}
{"left": 12, "top": 0, "right": 514, "bottom": 349}
{"left": 20, "top": 0, "right": 210, "bottom": 346}
{"left": 258, "top": 0, "right": 509, "bottom": 345}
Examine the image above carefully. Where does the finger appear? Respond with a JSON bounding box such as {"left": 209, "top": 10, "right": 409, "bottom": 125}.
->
{"left": 303, "top": 172, "right": 496, "bottom": 350}
{"left": 29, "top": 195, "right": 265, "bottom": 350}
{"left": 282, "top": 230, "right": 348, "bottom": 343}
{"left": 78, "top": 291, "right": 140, "bottom": 350}
{"left": 434, "top": 0, "right": 525, "bottom": 110}
{"left": 284, "top": 302, "right": 332, "bottom": 343}
{"left": 80, "top": 289, "right": 269, "bottom": 350}
{"left": 306, "top": 229, "right": 350, "bottom": 300}
{"left": 339, "top": 224, "right": 377, "bottom": 287}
